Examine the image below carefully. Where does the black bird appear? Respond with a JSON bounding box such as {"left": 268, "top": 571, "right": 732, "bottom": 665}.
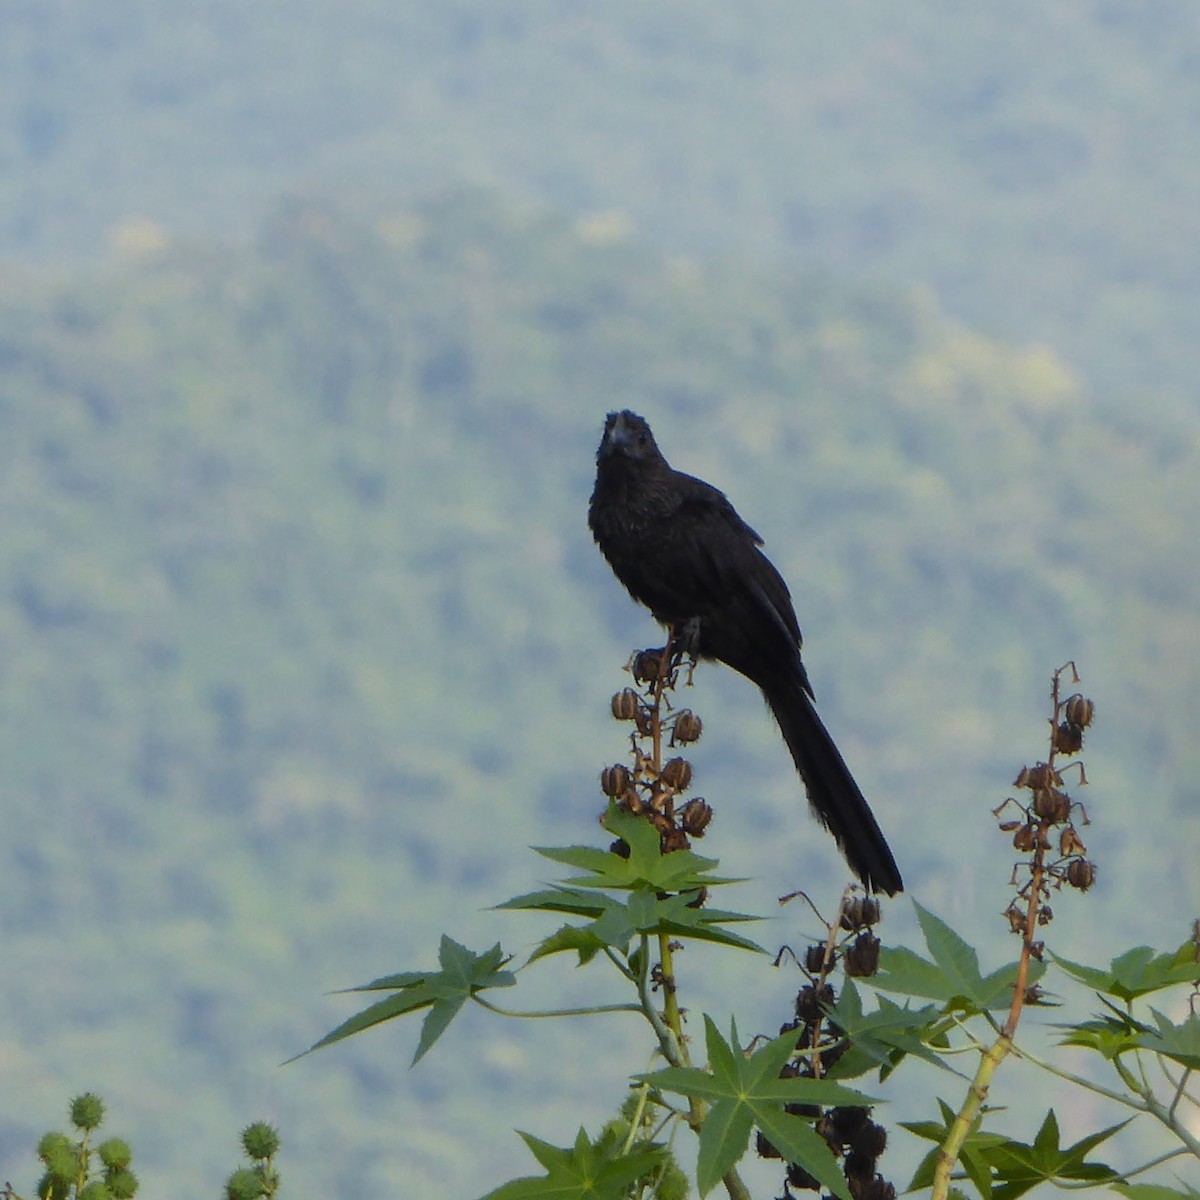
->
{"left": 588, "top": 410, "right": 903, "bottom": 895}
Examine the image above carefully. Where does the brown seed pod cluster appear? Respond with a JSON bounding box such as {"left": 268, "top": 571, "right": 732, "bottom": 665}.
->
{"left": 998, "top": 670, "right": 1099, "bottom": 940}
{"left": 602, "top": 645, "right": 712, "bottom": 857}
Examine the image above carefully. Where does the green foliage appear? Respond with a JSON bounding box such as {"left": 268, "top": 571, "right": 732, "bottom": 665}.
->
{"left": 295, "top": 936, "right": 516, "bottom": 1065}
{"left": 13, "top": 1101, "right": 279, "bottom": 1200}
{"left": 477, "top": 1128, "right": 670, "bottom": 1200}
{"left": 905, "top": 1105, "right": 1124, "bottom": 1200}
{"left": 18, "top": 1096, "right": 137, "bottom": 1200}
{"left": 640, "top": 1018, "right": 870, "bottom": 1199}
{"left": 872, "top": 902, "right": 1045, "bottom": 1014}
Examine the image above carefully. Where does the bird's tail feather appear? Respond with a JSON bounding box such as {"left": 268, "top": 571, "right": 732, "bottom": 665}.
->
{"left": 763, "top": 677, "right": 903, "bottom": 896}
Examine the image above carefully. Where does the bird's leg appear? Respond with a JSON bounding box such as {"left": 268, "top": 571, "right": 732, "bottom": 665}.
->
{"left": 670, "top": 617, "right": 701, "bottom": 686}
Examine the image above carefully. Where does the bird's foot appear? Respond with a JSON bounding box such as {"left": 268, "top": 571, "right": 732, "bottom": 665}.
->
{"left": 669, "top": 618, "right": 701, "bottom": 685}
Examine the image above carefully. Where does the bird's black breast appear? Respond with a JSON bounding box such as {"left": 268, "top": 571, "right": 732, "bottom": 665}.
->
{"left": 589, "top": 460, "right": 804, "bottom": 683}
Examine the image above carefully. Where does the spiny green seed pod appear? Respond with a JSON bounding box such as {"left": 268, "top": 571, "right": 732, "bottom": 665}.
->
{"left": 225, "top": 1167, "right": 266, "bottom": 1200}
{"left": 70, "top": 1093, "right": 106, "bottom": 1132}
{"left": 98, "top": 1139, "right": 132, "bottom": 1172}
{"left": 37, "top": 1132, "right": 73, "bottom": 1166}
{"left": 37, "top": 1171, "right": 57, "bottom": 1200}
{"left": 105, "top": 1167, "right": 139, "bottom": 1199}
{"left": 240, "top": 1122, "right": 281, "bottom": 1161}
{"left": 655, "top": 1160, "right": 689, "bottom": 1200}
{"left": 43, "top": 1142, "right": 82, "bottom": 1183}
{"left": 78, "top": 1182, "right": 112, "bottom": 1200}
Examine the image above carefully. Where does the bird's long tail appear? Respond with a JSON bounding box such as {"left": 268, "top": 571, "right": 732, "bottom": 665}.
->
{"left": 762, "top": 676, "right": 903, "bottom": 895}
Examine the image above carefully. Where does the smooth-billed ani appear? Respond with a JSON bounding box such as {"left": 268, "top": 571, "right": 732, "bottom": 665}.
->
{"left": 588, "top": 410, "right": 903, "bottom": 895}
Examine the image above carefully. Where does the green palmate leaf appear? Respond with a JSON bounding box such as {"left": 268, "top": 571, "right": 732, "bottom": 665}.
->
{"left": 639, "top": 1016, "right": 872, "bottom": 1198}
{"left": 1112, "top": 1185, "right": 1200, "bottom": 1200}
{"left": 824, "top": 981, "right": 951, "bottom": 1078}
{"left": 477, "top": 1128, "right": 668, "bottom": 1200}
{"left": 1135, "top": 1008, "right": 1200, "bottom": 1070}
{"left": 526, "top": 924, "right": 609, "bottom": 966}
{"left": 1051, "top": 941, "right": 1200, "bottom": 1001}
{"left": 903, "top": 1098, "right": 1010, "bottom": 1196}
{"left": 906, "top": 1105, "right": 1125, "bottom": 1200}
{"left": 507, "top": 880, "right": 764, "bottom": 960}
{"left": 873, "top": 903, "right": 1042, "bottom": 1013}
{"left": 498, "top": 886, "right": 613, "bottom": 918}
{"left": 292, "top": 936, "right": 515, "bottom": 1064}
{"left": 984, "top": 1109, "right": 1124, "bottom": 1200}
{"left": 533, "top": 805, "right": 744, "bottom": 895}
{"left": 1055, "top": 1013, "right": 1144, "bottom": 1061}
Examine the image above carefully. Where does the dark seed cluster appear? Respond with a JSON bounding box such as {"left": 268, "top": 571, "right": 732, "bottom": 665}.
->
{"left": 996, "top": 671, "right": 1099, "bottom": 943}
{"left": 760, "top": 896, "right": 897, "bottom": 1200}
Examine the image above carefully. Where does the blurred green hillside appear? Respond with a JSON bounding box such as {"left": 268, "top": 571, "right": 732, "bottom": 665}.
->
{"left": 0, "top": 192, "right": 1196, "bottom": 1194}
{"left": 4, "top": 1, "right": 1200, "bottom": 406}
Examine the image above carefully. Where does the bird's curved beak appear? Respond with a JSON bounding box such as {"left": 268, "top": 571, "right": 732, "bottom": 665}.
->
{"left": 600, "top": 412, "right": 634, "bottom": 458}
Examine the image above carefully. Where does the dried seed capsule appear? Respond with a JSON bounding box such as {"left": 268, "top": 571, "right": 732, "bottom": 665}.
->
{"left": 827, "top": 1106, "right": 870, "bottom": 1144}
{"left": 852, "top": 1121, "right": 888, "bottom": 1160}
{"left": 804, "top": 944, "right": 828, "bottom": 974}
{"left": 1059, "top": 826, "right": 1087, "bottom": 857}
{"left": 599, "top": 764, "right": 631, "bottom": 797}
{"left": 680, "top": 798, "right": 713, "bottom": 836}
{"left": 755, "top": 1131, "right": 782, "bottom": 1160}
{"left": 1063, "top": 695, "right": 1095, "bottom": 727}
{"left": 660, "top": 757, "right": 693, "bottom": 791}
{"left": 1052, "top": 722, "right": 1084, "bottom": 754}
{"left": 843, "top": 1149, "right": 878, "bottom": 1182}
{"left": 1018, "top": 763, "right": 1057, "bottom": 790}
{"left": 660, "top": 827, "right": 690, "bottom": 854}
{"left": 1013, "top": 823, "right": 1036, "bottom": 852}
{"left": 1066, "top": 859, "right": 1096, "bottom": 890}
{"left": 1033, "top": 787, "right": 1071, "bottom": 823}
{"left": 631, "top": 649, "right": 664, "bottom": 682}
{"left": 785, "top": 1162, "right": 821, "bottom": 1191}
{"left": 844, "top": 931, "right": 881, "bottom": 978}
{"left": 672, "top": 710, "right": 703, "bottom": 744}
{"left": 794, "top": 983, "right": 834, "bottom": 1023}
{"left": 840, "top": 896, "right": 882, "bottom": 931}
{"left": 611, "top": 688, "right": 641, "bottom": 721}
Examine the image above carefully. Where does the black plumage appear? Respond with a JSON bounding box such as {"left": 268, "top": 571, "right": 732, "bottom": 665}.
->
{"left": 588, "top": 410, "right": 902, "bottom": 895}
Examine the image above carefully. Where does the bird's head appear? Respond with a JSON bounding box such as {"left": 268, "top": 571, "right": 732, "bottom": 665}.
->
{"left": 597, "top": 410, "right": 663, "bottom": 465}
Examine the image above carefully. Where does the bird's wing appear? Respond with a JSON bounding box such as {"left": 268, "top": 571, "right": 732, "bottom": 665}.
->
{"left": 664, "top": 474, "right": 805, "bottom": 657}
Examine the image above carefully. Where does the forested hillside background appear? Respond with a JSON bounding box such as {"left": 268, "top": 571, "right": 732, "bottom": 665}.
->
{"left": 1, "top": 3, "right": 1198, "bottom": 1197}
